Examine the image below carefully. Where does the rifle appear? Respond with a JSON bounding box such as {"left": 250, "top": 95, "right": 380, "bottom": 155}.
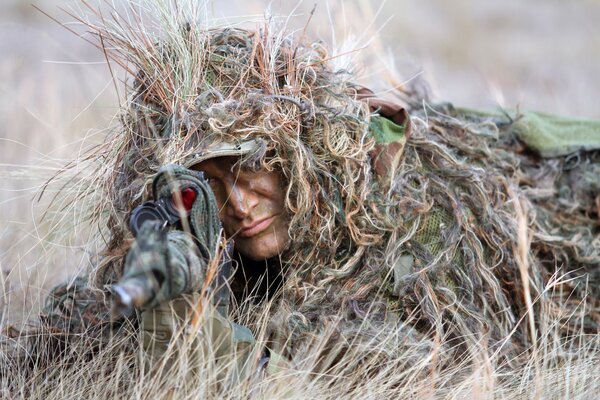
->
{"left": 110, "top": 165, "right": 229, "bottom": 318}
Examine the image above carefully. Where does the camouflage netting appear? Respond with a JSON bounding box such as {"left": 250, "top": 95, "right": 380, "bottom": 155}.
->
{"left": 270, "top": 105, "right": 600, "bottom": 371}
{"left": 6, "top": 0, "right": 598, "bottom": 388}
{"left": 92, "top": 24, "right": 379, "bottom": 286}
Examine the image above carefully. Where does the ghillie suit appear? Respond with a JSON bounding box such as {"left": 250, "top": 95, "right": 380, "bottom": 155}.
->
{"left": 267, "top": 103, "right": 600, "bottom": 376}
{"left": 11, "top": 2, "right": 599, "bottom": 390}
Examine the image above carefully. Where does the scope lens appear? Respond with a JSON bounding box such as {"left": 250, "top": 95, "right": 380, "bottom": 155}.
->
{"left": 171, "top": 187, "right": 197, "bottom": 212}
{"left": 129, "top": 203, "right": 166, "bottom": 236}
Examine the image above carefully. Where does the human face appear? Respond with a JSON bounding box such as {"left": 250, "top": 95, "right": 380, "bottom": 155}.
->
{"left": 193, "top": 156, "right": 289, "bottom": 260}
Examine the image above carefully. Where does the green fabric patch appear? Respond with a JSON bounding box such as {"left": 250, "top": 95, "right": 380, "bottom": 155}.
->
{"left": 512, "top": 111, "right": 600, "bottom": 157}
{"left": 455, "top": 107, "right": 600, "bottom": 158}
{"left": 370, "top": 115, "right": 406, "bottom": 144}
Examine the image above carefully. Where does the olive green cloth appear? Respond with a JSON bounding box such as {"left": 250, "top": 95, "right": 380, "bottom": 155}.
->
{"left": 141, "top": 294, "right": 256, "bottom": 385}
{"left": 370, "top": 115, "right": 407, "bottom": 144}
{"left": 455, "top": 107, "right": 600, "bottom": 158}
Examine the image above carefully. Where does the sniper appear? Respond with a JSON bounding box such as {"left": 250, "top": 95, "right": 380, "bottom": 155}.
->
{"left": 33, "top": 7, "right": 600, "bottom": 386}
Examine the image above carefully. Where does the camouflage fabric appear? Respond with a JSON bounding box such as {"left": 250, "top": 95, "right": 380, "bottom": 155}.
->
{"left": 261, "top": 99, "right": 599, "bottom": 372}
{"left": 41, "top": 276, "right": 125, "bottom": 340}
{"left": 21, "top": 276, "right": 136, "bottom": 370}
{"left": 398, "top": 104, "right": 599, "bottom": 332}
{"left": 115, "top": 165, "right": 221, "bottom": 310}
{"left": 42, "top": 276, "right": 111, "bottom": 330}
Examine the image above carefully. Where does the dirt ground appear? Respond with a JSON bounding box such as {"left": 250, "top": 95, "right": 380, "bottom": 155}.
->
{"left": 1, "top": 0, "right": 599, "bottom": 322}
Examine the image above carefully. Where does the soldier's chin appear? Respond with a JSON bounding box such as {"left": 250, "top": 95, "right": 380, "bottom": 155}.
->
{"left": 234, "top": 232, "right": 289, "bottom": 261}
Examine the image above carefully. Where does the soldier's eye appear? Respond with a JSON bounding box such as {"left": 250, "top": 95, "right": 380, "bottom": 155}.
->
{"left": 206, "top": 176, "right": 218, "bottom": 187}
{"left": 206, "top": 177, "right": 225, "bottom": 195}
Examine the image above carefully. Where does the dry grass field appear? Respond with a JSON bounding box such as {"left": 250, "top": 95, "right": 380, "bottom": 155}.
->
{"left": 0, "top": 0, "right": 599, "bottom": 398}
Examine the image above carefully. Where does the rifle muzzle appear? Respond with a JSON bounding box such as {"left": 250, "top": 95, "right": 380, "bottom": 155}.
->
{"left": 111, "top": 277, "right": 159, "bottom": 318}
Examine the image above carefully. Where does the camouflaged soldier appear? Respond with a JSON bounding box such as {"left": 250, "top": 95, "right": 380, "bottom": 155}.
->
{"left": 40, "top": 14, "right": 600, "bottom": 381}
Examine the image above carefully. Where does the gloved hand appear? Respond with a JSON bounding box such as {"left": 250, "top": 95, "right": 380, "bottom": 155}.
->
{"left": 114, "top": 221, "right": 204, "bottom": 313}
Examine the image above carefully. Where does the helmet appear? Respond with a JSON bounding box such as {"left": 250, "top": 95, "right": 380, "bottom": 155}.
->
{"left": 183, "top": 138, "right": 262, "bottom": 168}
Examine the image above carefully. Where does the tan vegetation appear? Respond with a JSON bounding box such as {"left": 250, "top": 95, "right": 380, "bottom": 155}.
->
{"left": 1, "top": 1, "right": 599, "bottom": 398}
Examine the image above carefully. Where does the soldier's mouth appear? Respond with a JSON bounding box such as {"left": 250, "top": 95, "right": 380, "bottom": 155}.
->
{"left": 237, "top": 216, "right": 276, "bottom": 238}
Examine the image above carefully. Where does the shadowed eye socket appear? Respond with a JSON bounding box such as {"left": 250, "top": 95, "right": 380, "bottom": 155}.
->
{"left": 206, "top": 176, "right": 219, "bottom": 186}
{"left": 205, "top": 177, "right": 226, "bottom": 198}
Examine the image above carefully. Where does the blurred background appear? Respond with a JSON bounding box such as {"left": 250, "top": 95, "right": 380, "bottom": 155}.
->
{"left": 1, "top": 0, "right": 600, "bottom": 323}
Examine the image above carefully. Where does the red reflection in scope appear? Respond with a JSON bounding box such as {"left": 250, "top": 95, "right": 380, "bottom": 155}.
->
{"left": 172, "top": 187, "right": 197, "bottom": 211}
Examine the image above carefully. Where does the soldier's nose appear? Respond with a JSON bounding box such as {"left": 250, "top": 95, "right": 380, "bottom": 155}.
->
{"left": 226, "top": 184, "right": 258, "bottom": 219}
